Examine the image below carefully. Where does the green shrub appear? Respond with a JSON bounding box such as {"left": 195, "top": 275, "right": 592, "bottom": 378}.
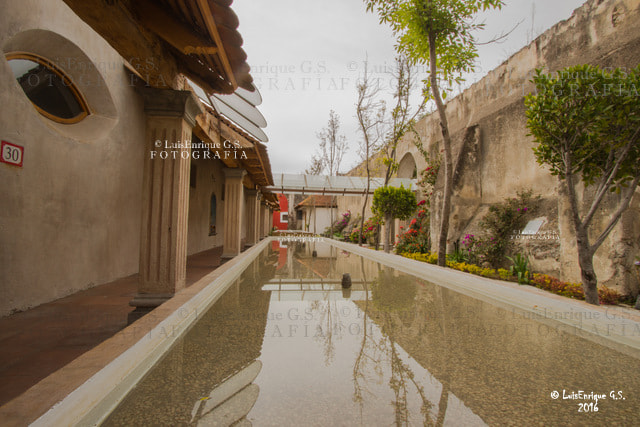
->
{"left": 463, "top": 191, "right": 540, "bottom": 268}
{"left": 506, "top": 253, "right": 531, "bottom": 284}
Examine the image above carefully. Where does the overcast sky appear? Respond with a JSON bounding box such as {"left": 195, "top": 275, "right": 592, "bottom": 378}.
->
{"left": 232, "top": 0, "right": 587, "bottom": 174}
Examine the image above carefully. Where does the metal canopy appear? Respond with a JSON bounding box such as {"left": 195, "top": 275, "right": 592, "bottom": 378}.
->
{"left": 264, "top": 173, "right": 418, "bottom": 195}
{"left": 187, "top": 78, "right": 268, "bottom": 143}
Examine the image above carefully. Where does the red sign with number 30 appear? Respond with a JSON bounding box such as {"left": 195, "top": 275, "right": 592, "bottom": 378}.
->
{"left": 1, "top": 140, "right": 24, "bottom": 167}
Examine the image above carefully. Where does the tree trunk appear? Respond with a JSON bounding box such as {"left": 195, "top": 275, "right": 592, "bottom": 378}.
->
{"left": 359, "top": 151, "right": 371, "bottom": 246}
{"left": 564, "top": 168, "right": 600, "bottom": 305}
{"left": 427, "top": 31, "right": 453, "bottom": 267}
{"left": 575, "top": 227, "right": 599, "bottom": 305}
{"left": 384, "top": 213, "right": 393, "bottom": 253}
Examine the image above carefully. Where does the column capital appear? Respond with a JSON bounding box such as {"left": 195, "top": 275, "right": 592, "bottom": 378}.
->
{"left": 223, "top": 167, "right": 248, "bottom": 179}
{"left": 138, "top": 88, "right": 204, "bottom": 128}
{"left": 246, "top": 188, "right": 258, "bottom": 197}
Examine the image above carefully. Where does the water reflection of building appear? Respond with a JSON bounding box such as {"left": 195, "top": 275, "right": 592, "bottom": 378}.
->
{"left": 104, "top": 248, "right": 277, "bottom": 425}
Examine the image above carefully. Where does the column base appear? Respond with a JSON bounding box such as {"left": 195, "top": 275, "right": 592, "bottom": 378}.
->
{"left": 127, "top": 293, "right": 174, "bottom": 324}
{"left": 220, "top": 254, "right": 235, "bottom": 264}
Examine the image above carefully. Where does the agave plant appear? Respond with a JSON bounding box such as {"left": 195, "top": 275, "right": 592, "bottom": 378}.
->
{"left": 506, "top": 253, "right": 531, "bottom": 285}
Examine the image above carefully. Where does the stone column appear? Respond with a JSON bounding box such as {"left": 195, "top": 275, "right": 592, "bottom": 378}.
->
{"left": 129, "top": 89, "right": 203, "bottom": 323}
{"left": 245, "top": 189, "right": 259, "bottom": 246}
{"left": 262, "top": 203, "right": 271, "bottom": 237}
{"left": 222, "top": 168, "right": 247, "bottom": 259}
{"left": 256, "top": 201, "right": 263, "bottom": 240}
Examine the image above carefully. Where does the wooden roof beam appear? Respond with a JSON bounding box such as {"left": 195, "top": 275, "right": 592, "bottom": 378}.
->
{"left": 133, "top": 0, "right": 218, "bottom": 56}
{"left": 196, "top": 0, "right": 238, "bottom": 90}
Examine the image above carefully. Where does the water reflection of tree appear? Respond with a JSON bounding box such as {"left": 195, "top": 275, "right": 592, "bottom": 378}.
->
{"left": 351, "top": 262, "right": 434, "bottom": 426}
{"left": 310, "top": 298, "right": 343, "bottom": 366}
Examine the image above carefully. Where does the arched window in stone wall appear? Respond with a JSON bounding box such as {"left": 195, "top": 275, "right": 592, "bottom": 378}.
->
{"left": 397, "top": 152, "right": 417, "bottom": 179}
{"left": 209, "top": 193, "right": 217, "bottom": 236}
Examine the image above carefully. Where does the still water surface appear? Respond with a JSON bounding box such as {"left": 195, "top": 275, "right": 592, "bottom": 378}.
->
{"left": 105, "top": 241, "right": 639, "bottom": 426}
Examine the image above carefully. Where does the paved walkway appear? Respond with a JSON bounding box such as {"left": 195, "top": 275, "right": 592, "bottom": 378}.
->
{"left": 0, "top": 246, "right": 223, "bottom": 407}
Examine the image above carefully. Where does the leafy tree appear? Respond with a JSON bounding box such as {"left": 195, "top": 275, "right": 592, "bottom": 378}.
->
{"left": 314, "top": 109, "right": 349, "bottom": 176}
{"left": 372, "top": 185, "right": 417, "bottom": 253}
{"left": 525, "top": 64, "right": 640, "bottom": 305}
{"left": 365, "top": 0, "right": 504, "bottom": 267}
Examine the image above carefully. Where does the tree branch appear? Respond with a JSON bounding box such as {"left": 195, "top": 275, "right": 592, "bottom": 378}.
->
{"left": 583, "top": 138, "right": 635, "bottom": 227}
{"left": 590, "top": 174, "right": 640, "bottom": 253}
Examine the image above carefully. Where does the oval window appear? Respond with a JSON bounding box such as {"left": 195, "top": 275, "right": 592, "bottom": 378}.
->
{"left": 6, "top": 52, "right": 89, "bottom": 124}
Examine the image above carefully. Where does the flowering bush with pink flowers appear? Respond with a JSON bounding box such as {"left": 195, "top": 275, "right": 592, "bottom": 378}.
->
{"left": 349, "top": 215, "right": 382, "bottom": 244}
{"left": 395, "top": 203, "right": 430, "bottom": 254}
{"left": 464, "top": 190, "right": 540, "bottom": 267}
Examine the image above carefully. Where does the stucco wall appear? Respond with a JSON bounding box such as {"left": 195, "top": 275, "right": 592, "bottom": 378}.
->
{"left": 392, "top": 0, "right": 640, "bottom": 293}
{"left": 337, "top": 195, "right": 373, "bottom": 225}
{"left": 300, "top": 207, "right": 334, "bottom": 234}
{"left": 0, "top": 0, "right": 149, "bottom": 315}
{"left": 186, "top": 155, "right": 225, "bottom": 255}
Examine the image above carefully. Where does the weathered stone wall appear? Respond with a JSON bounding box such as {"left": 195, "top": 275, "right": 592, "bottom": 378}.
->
{"left": 393, "top": 0, "right": 640, "bottom": 294}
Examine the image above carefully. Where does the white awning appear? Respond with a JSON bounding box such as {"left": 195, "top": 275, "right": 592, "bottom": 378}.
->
{"left": 264, "top": 173, "right": 418, "bottom": 195}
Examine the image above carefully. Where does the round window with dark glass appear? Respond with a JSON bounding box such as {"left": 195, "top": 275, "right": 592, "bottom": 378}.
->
{"left": 6, "top": 52, "right": 89, "bottom": 124}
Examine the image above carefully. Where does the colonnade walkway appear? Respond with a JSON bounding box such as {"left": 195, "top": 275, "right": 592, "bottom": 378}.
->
{"left": 0, "top": 246, "right": 224, "bottom": 406}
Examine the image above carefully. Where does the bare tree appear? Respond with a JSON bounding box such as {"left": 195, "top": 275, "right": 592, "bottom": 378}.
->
{"left": 315, "top": 110, "right": 349, "bottom": 176}
{"left": 382, "top": 56, "right": 425, "bottom": 186}
{"left": 376, "top": 55, "right": 425, "bottom": 250}
{"left": 305, "top": 155, "right": 324, "bottom": 175}
{"left": 356, "top": 60, "right": 386, "bottom": 245}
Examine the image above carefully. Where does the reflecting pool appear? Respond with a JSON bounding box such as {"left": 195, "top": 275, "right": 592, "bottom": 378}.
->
{"left": 104, "top": 241, "right": 639, "bottom": 426}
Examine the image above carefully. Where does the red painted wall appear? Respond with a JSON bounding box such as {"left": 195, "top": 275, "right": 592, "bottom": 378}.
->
{"left": 273, "top": 193, "right": 288, "bottom": 230}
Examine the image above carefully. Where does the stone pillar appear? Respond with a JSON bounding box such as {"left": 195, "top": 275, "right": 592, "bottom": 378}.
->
{"left": 262, "top": 203, "right": 271, "bottom": 237}
{"left": 222, "top": 168, "right": 247, "bottom": 259}
{"left": 129, "top": 89, "right": 203, "bottom": 323}
{"left": 245, "top": 189, "right": 259, "bottom": 246}
{"left": 257, "top": 201, "right": 264, "bottom": 239}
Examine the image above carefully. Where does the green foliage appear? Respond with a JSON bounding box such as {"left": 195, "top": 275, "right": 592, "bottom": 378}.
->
{"left": 462, "top": 190, "right": 539, "bottom": 267}
{"left": 446, "top": 248, "right": 468, "bottom": 263}
{"left": 365, "top": 0, "right": 504, "bottom": 96}
{"left": 506, "top": 253, "right": 530, "bottom": 284}
{"left": 525, "top": 65, "right": 640, "bottom": 190}
{"left": 525, "top": 65, "right": 640, "bottom": 304}
{"left": 372, "top": 185, "right": 417, "bottom": 221}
